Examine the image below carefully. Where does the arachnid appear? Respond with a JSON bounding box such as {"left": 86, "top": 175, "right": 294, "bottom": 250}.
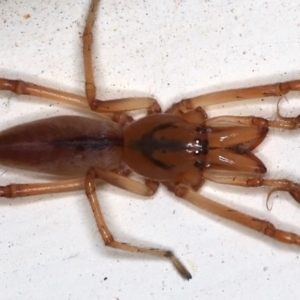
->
{"left": 1, "top": 0, "right": 300, "bottom": 280}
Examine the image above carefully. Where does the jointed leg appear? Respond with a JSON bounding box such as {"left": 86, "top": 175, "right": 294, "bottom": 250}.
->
{"left": 83, "top": 0, "right": 161, "bottom": 114}
{"left": 0, "top": 168, "right": 190, "bottom": 277}
{"left": 203, "top": 172, "right": 300, "bottom": 207}
{"left": 85, "top": 168, "right": 191, "bottom": 280}
{"left": 0, "top": 78, "right": 150, "bottom": 126}
{"left": 93, "top": 168, "right": 158, "bottom": 196}
{"left": 167, "top": 80, "right": 300, "bottom": 115}
{"left": 0, "top": 78, "right": 106, "bottom": 115}
{"left": 0, "top": 76, "right": 161, "bottom": 115}
{"left": 170, "top": 184, "right": 300, "bottom": 246}
{"left": 0, "top": 0, "right": 161, "bottom": 117}
{"left": 206, "top": 115, "right": 300, "bottom": 130}
{"left": 0, "top": 177, "right": 86, "bottom": 198}
{"left": 0, "top": 167, "right": 159, "bottom": 198}
{"left": 172, "top": 107, "right": 208, "bottom": 124}
{"left": 83, "top": 0, "right": 98, "bottom": 107}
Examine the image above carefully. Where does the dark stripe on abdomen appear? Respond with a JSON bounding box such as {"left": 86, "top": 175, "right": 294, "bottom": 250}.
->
{"left": 49, "top": 136, "right": 123, "bottom": 151}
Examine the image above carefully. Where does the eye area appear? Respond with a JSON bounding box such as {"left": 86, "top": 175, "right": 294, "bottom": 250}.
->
{"left": 194, "top": 160, "right": 204, "bottom": 169}
{"left": 196, "top": 126, "right": 206, "bottom": 134}
{"left": 192, "top": 139, "right": 208, "bottom": 155}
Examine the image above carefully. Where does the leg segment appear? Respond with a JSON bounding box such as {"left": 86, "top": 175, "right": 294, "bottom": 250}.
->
{"left": 0, "top": 77, "right": 160, "bottom": 115}
{"left": 0, "top": 171, "right": 188, "bottom": 277}
{"left": 0, "top": 78, "right": 97, "bottom": 113}
{"left": 0, "top": 0, "right": 161, "bottom": 116}
{"left": 0, "top": 78, "right": 158, "bottom": 123}
{"left": 167, "top": 80, "right": 300, "bottom": 114}
{"left": 0, "top": 168, "right": 158, "bottom": 199}
{"left": 83, "top": 0, "right": 161, "bottom": 114}
{"left": 203, "top": 172, "right": 300, "bottom": 206}
{"left": 206, "top": 115, "right": 300, "bottom": 130}
{"left": 83, "top": 0, "right": 98, "bottom": 107}
{"left": 171, "top": 184, "right": 300, "bottom": 246}
{"left": 173, "top": 107, "right": 208, "bottom": 124}
{"left": 85, "top": 168, "right": 191, "bottom": 280}
{"left": 94, "top": 168, "right": 158, "bottom": 196}
{"left": 0, "top": 178, "right": 85, "bottom": 198}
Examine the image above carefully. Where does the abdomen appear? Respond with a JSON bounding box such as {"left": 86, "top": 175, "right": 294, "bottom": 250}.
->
{"left": 0, "top": 116, "right": 123, "bottom": 176}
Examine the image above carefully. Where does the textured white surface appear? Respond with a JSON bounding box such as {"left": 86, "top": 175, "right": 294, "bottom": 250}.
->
{"left": 1, "top": 0, "right": 300, "bottom": 299}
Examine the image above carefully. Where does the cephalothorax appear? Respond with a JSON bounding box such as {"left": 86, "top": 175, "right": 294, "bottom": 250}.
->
{"left": 1, "top": 0, "right": 300, "bottom": 280}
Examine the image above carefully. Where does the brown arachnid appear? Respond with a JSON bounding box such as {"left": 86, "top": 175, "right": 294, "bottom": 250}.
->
{"left": 1, "top": 0, "right": 300, "bottom": 280}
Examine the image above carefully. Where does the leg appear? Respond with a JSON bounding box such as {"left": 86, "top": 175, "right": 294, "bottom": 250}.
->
{"left": 83, "top": 0, "right": 161, "bottom": 114}
{"left": 0, "top": 78, "right": 160, "bottom": 116}
{"left": 203, "top": 172, "right": 300, "bottom": 207}
{"left": 0, "top": 78, "right": 149, "bottom": 126}
{"left": 0, "top": 78, "right": 100, "bottom": 114}
{"left": 170, "top": 106, "right": 208, "bottom": 124}
{"left": 206, "top": 115, "right": 300, "bottom": 130}
{"left": 85, "top": 168, "right": 191, "bottom": 280}
{"left": 0, "top": 171, "right": 189, "bottom": 277}
{"left": 167, "top": 80, "right": 300, "bottom": 114}
{"left": 0, "top": 0, "right": 161, "bottom": 116}
{"left": 93, "top": 168, "right": 158, "bottom": 196}
{"left": 0, "top": 167, "right": 159, "bottom": 198}
{"left": 0, "top": 178, "right": 85, "bottom": 198}
{"left": 169, "top": 184, "right": 300, "bottom": 246}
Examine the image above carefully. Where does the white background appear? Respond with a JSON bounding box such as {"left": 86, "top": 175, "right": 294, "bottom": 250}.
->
{"left": 1, "top": 0, "right": 300, "bottom": 299}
